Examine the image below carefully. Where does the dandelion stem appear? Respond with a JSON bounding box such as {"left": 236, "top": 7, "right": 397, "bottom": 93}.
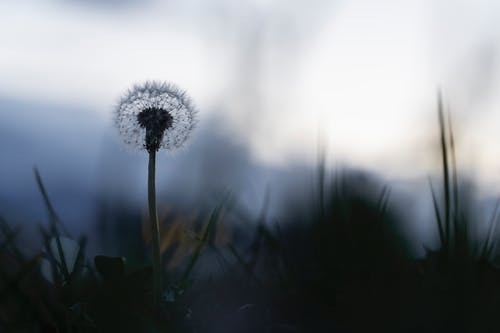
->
{"left": 148, "top": 150, "right": 162, "bottom": 306}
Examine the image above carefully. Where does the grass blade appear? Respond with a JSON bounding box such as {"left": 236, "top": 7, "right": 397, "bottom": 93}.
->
{"left": 180, "top": 194, "right": 229, "bottom": 284}
{"left": 429, "top": 178, "right": 445, "bottom": 247}
{"left": 438, "top": 92, "right": 451, "bottom": 253}
{"left": 377, "top": 185, "right": 391, "bottom": 222}
{"left": 34, "top": 167, "right": 70, "bottom": 281}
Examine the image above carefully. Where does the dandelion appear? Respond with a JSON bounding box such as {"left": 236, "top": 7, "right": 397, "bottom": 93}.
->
{"left": 114, "top": 81, "right": 197, "bottom": 305}
{"left": 115, "top": 81, "right": 197, "bottom": 153}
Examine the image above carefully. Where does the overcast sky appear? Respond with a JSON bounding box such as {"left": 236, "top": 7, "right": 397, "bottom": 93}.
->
{"left": 1, "top": 0, "right": 500, "bottom": 184}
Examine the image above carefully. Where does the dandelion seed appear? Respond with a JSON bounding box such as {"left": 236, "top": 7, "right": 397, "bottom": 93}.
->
{"left": 115, "top": 81, "right": 197, "bottom": 153}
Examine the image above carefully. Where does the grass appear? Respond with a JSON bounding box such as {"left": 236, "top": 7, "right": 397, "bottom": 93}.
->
{"left": 2, "top": 98, "right": 500, "bottom": 332}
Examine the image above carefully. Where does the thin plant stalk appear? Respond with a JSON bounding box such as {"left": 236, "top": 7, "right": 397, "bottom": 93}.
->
{"left": 438, "top": 93, "right": 451, "bottom": 256}
{"left": 448, "top": 109, "right": 459, "bottom": 225}
{"left": 148, "top": 150, "right": 162, "bottom": 306}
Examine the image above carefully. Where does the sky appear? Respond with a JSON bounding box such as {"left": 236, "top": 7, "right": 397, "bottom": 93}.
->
{"left": 1, "top": 0, "right": 500, "bottom": 181}
{"left": 1, "top": 0, "right": 500, "bottom": 252}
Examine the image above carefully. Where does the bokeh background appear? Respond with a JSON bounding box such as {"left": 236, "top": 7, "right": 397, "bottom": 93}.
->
{"left": 1, "top": 0, "right": 500, "bottom": 256}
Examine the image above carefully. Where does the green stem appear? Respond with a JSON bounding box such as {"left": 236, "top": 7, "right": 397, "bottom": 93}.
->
{"left": 148, "top": 150, "right": 161, "bottom": 306}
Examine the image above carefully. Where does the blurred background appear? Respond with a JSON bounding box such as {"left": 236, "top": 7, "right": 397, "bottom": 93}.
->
{"left": 1, "top": 0, "right": 500, "bottom": 256}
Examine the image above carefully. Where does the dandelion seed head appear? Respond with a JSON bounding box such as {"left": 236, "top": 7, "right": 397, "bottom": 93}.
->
{"left": 115, "top": 81, "right": 197, "bottom": 152}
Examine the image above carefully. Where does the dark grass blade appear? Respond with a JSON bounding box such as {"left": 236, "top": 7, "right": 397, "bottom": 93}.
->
{"left": 333, "top": 168, "right": 348, "bottom": 223}
{"left": 461, "top": 213, "right": 470, "bottom": 258}
{"left": 34, "top": 167, "right": 70, "bottom": 236}
{"left": 429, "top": 178, "right": 445, "bottom": 247}
{"left": 447, "top": 108, "right": 459, "bottom": 220}
{"left": 317, "top": 144, "right": 327, "bottom": 222}
{"left": 180, "top": 194, "right": 229, "bottom": 285}
{"left": 39, "top": 226, "right": 63, "bottom": 286}
{"left": 377, "top": 185, "right": 392, "bottom": 222}
{"left": 447, "top": 107, "right": 461, "bottom": 253}
{"left": 227, "top": 244, "right": 264, "bottom": 286}
{"left": 70, "top": 237, "right": 87, "bottom": 280}
{"left": 34, "top": 167, "right": 70, "bottom": 282}
{"left": 438, "top": 93, "right": 451, "bottom": 253}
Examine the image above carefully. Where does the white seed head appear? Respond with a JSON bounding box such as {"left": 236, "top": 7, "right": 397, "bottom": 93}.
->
{"left": 114, "top": 81, "right": 197, "bottom": 152}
